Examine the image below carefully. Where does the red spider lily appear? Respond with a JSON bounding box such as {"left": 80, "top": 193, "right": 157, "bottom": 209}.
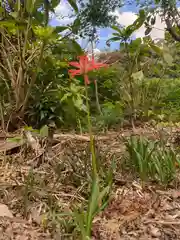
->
{"left": 68, "top": 55, "right": 107, "bottom": 85}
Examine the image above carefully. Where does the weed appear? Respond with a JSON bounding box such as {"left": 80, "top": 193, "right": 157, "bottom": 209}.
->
{"left": 124, "top": 135, "right": 179, "bottom": 184}
{"left": 124, "top": 136, "right": 157, "bottom": 181}
{"left": 153, "top": 147, "right": 177, "bottom": 184}
{"left": 73, "top": 176, "right": 111, "bottom": 239}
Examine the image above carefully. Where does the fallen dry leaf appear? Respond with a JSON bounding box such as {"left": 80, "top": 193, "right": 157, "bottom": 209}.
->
{"left": 0, "top": 204, "right": 13, "bottom": 218}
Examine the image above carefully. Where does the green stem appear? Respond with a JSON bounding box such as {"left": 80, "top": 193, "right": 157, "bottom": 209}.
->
{"left": 85, "top": 82, "right": 97, "bottom": 179}
{"left": 94, "top": 80, "right": 102, "bottom": 115}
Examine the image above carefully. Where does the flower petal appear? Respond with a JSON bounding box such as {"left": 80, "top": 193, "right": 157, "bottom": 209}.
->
{"left": 93, "top": 62, "right": 108, "bottom": 69}
{"left": 68, "top": 69, "right": 81, "bottom": 77}
{"left": 84, "top": 74, "right": 90, "bottom": 85}
{"left": 69, "top": 61, "right": 81, "bottom": 68}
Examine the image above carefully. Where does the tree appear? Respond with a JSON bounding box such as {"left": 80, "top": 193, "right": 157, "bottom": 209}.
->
{"left": 136, "top": 0, "right": 180, "bottom": 42}
{"left": 77, "top": 0, "right": 123, "bottom": 39}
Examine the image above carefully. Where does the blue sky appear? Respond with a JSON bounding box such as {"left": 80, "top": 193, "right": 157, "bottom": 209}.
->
{"left": 50, "top": 1, "right": 165, "bottom": 51}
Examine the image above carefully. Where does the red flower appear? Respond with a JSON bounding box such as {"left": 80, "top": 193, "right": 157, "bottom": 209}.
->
{"left": 68, "top": 55, "right": 108, "bottom": 85}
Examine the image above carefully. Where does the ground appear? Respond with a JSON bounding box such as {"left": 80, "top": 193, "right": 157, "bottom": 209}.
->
{"left": 0, "top": 124, "right": 180, "bottom": 239}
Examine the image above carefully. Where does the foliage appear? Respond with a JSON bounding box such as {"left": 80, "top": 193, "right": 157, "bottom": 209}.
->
{"left": 77, "top": 0, "right": 123, "bottom": 39}
{"left": 73, "top": 176, "right": 111, "bottom": 239}
{"left": 0, "top": 0, "right": 80, "bottom": 130}
{"left": 124, "top": 136, "right": 157, "bottom": 181}
{"left": 124, "top": 136, "right": 179, "bottom": 184}
{"left": 92, "top": 101, "right": 124, "bottom": 132}
{"left": 136, "top": 0, "right": 180, "bottom": 42}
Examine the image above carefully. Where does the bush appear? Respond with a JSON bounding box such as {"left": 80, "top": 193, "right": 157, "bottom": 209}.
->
{"left": 91, "top": 101, "right": 124, "bottom": 131}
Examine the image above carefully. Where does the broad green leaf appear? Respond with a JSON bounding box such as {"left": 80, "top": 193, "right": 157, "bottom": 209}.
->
{"left": 163, "top": 52, "right": 173, "bottom": 66}
{"left": 107, "top": 37, "right": 120, "bottom": 43}
{"left": 162, "top": 45, "right": 174, "bottom": 65}
{"left": 70, "top": 39, "right": 83, "bottom": 54}
{"left": 112, "top": 33, "right": 121, "bottom": 37}
{"left": 130, "top": 10, "right": 145, "bottom": 31}
{"left": 123, "top": 25, "right": 135, "bottom": 38}
{"left": 149, "top": 43, "right": 162, "bottom": 55}
{"left": 71, "top": 18, "right": 81, "bottom": 34}
{"left": 129, "top": 38, "right": 142, "bottom": 50}
{"left": 40, "top": 125, "right": 49, "bottom": 138}
{"left": 67, "top": 0, "right": 78, "bottom": 13}
{"left": 111, "top": 25, "right": 122, "bottom": 34}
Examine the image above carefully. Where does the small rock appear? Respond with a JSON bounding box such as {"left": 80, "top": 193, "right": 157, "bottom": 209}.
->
{"left": 149, "top": 225, "right": 161, "bottom": 238}
{"left": 0, "top": 204, "right": 13, "bottom": 218}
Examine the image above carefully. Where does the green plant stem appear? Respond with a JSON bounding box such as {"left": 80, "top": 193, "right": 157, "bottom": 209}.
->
{"left": 91, "top": 36, "right": 102, "bottom": 115}
{"left": 94, "top": 80, "right": 102, "bottom": 115}
{"left": 85, "top": 82, "right": 97, "bottom": 179}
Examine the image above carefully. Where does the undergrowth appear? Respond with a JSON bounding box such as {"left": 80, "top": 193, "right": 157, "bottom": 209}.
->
{"left": 124, "top": 135, "right": 180, "bottom": 185}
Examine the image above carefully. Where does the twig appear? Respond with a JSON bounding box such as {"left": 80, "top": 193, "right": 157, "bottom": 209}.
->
{"left": 144, "top": 220, "right": 180, "bottom": 225}
{"left": 53, "top": 133, "right": 111, "bottom": 141}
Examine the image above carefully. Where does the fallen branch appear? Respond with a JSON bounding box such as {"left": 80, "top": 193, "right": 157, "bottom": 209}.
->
{"left": 53, "top": 133, "right": 113, "bottom": 141}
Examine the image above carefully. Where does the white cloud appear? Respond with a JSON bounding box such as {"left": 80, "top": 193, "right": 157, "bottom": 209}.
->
{"left": 112, "top": 10, "right": 165, "bottom": 41}
{"left": 53, "top": 1, "right": 75, "bottom": 25}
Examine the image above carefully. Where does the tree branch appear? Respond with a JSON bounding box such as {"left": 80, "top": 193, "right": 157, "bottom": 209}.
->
{"left": 165, "top": 18, "right": 180, "bottom": 42}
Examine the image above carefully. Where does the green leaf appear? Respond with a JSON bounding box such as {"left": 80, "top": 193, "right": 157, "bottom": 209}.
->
{"left": 149, "top": 43, "right": 162, "bottom": 56}
{"left": 33, "top": 26, "right": 54, "bottom": 40}
{"left": 107, "top": 37, "right": 120, "bottom": 43}
{"left": 145, "top": 27, "right": 152, "bottom": 36}
{"left": 111, "top": 25, "right": 122, "bottom": 34}
{"left": 131, "top": 70, "right": 144, "bottom": 81}
{"left": 7, "top": 136, "right": 23, "bottom": 143}
{"left": 51, "top": 0, "right": 61, "bottom": 8}
{"left": 112, "top": 33, "right": 121, "bottom": 37}
{"left": 151, "top": 16, "right": 156, "bottom": 25}
{"left": 163, "top": 52, "right": 173, "bottom": 66}
{"left": 123, "top": 25, "right": 135, "bottom": 38}
{"left": 25, "top": 0, "right": 36, "bottom": 13}
{"left": 9, "top": 12, "right": 18, "bottom": 19}
{"left": 86, "top": 178, "right": 99, "bottom": 235}
{"left": 54, "top": 26, "right": 68, "bottom": 33}
{"left": 39, "top": 125, "right": 49, "bottom": 138}
{"left": 71, "top": 18, "right": 81, "bottom": 34}
{"left": 70, "top": 39, "right": 83, "bottom": 54}
{"left": 73, "top": 211, "right": 87, "bottom": 239}
{"left": 67, "top": 0, "right": 78, "bottom": 13}
{"left": 0, "top": 6, "right": 4, "bottom": 14}
{"left": 61, "top": 93, "right": 72, "bottom": 102}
